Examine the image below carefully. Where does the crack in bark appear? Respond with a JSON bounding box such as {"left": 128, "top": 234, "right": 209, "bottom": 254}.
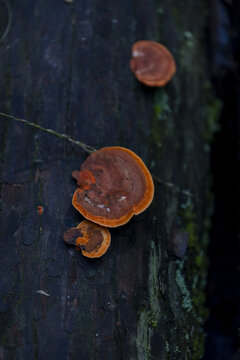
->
{"left": 0, "top": 181, "right": 30, "bottom": 188}
{"left": 0, "top": 112, "right": 96, "bottom": 153}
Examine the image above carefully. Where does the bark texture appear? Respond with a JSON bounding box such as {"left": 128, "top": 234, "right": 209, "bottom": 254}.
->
{"left": 0, "top": 1, "right": 217, "bottom": 359}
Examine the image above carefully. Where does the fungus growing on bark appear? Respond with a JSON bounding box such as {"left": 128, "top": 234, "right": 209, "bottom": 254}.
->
{"left": 37, "top": 206, "right": 44, "bottom": 215}
{"left": 63, "top": 220, "right": 111, "bottom": 258}
{"left": 72, "top": 147, "right": 154, "bottom": 227}
{"left": 130, "top": 40, "right": 176, "bottom": 87}
{"left": 72, "top": 169, "right": 96, "bottom": 190}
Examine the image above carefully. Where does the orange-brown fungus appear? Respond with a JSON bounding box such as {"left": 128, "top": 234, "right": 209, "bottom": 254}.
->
{"left": 63, "top": 220, "right": 111, "bottom": 258}
{"left": 130, "top": 40, "right": 176, "bottom": 87}
{"left": 72, "top": 147, "right": 154, "bottom": 227}
{"left": 37, "top": 206, "right": 44, "bottom": 215}
{"left": 72, "top": 169, "right": 96, "bottom": 190}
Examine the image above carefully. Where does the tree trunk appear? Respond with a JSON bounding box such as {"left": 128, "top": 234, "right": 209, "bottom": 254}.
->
{"left": 0, "top": 1, "right": 217, "bottom": 359}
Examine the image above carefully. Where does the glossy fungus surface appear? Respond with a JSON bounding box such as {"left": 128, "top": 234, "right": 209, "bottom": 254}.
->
{"left": 130, "top": 40, "right": 176, "bottom": 87}
{"left": 63, "top": 220, "right": 111, "bottom": 258}
{"left": 72, "top": 147, "right": 154, "bottom": 227}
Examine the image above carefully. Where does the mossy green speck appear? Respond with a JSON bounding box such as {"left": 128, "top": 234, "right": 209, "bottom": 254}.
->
{"left": 135, "top": 241, "right": 161, "bottom": 360}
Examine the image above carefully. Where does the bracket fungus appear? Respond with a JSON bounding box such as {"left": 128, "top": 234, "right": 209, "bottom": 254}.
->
{"left": 130, "top": 40, "right": 176, "bottom": 87}
{"left": 72, "top": 147, "right": 154, "bottom": 227}
{"left": 72, "top": 169, "right": 96, "bottom": 190}
{"left": 63, "top": 220, "right": 111, "bottom": 258}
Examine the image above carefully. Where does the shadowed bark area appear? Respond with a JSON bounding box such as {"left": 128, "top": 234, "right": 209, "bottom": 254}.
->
{"left": 0, "top": 1, "right": 216, "bottom": 359}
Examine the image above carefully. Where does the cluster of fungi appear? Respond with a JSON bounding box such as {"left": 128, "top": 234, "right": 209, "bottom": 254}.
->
{"left": 63, "top": 40, "right": 176, "bottom": 258}
{"left": 63, "top": 147, "right": 154, "bottom": 258}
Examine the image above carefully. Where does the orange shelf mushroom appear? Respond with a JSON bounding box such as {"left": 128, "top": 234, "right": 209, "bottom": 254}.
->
{"left": 72, "top": 147, "right": 154, "bottom": 227}
{"left": 63, "top": 220, "right": 111, "bottom": 258}
{"left": 37, "top": 205, "right": 44, "bottom": 215}
{"left": 130, "top": 40, "right": 176, "bottom": 87}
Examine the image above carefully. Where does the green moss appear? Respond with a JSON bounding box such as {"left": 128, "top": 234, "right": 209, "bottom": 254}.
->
{"left": 179, "top": 199, "right": 210, "bottom": 359}
{"left": 184, "top": 31, "right": 194, "bottom": 48}
{"left": 153, "top": 92, "right": 172, "bottom": 121}
{"left": 175, "top": 268, "right": 192, "bottom": 312}
{"left": 180, "top": 198, "right": 198, "bottom": 248}
{"left": 201, "top": 81, "right": 222, "bottom": 155}
{"left": 165, "top": 340, "right": 170, "bottom": 352}
{"left": 135, "top": 241, "right": 161, "bottom": 359}
{"left": 151, "top": 320, "right": 158, "bottom": 328}
{"left": 192, "top": 330, "right": 205, "bottom": 360}
{"left": 204, "top": 97, "right": 222, "bottom": 143}
{"left": 152, "top": 91, "right": 170, "bottom": 145}
{"left": 195, "top": 252, "right": 205, "bottom": 268}
{"left": 136, "top": 312, "right": 151, "bottom": 360}
{"left": 150, "top": 89, "right": 175, "bottom": 154}
{"left": 179, "top": 31, "right": 195, "bottom": 69}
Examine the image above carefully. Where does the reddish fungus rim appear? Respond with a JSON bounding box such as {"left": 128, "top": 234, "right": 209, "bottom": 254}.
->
{"left": 76, "top": 220, "right": 111, "bottom": 258}
{"left": 63, "top": 220, "right": 111, "bottom": 258}
{"left": 72, "top": 147, "right": 154, "bottom": 227}
{"left": 130, "top": 40, "right": 176, "bottom": 87}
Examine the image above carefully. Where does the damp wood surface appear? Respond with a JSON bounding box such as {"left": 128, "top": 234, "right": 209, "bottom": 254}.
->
{"left": 0, "top": 1, "right": 215, "bottom": 359}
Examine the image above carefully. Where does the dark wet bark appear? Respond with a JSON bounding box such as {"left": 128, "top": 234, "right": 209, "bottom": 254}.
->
{"left": 0, "top": 1, "right": 215, "bottom": 359}
{"left": 204, "top": 1, "right": 240, "bottom": 358}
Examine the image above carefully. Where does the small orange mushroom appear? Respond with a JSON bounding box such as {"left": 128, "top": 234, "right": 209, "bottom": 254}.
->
{"left": 72, "top": 147, "right": 154, "bottom": 227}
{"left": 37, "top": 206, "right": 44, "bottom": 215}
{"left": 130, "top": 40, "right": 176, "bottom": 87}
{"left": 72, "top": 169, "right": 96, "bottom": 190}
{"left": 63, "top": 220, "right": 111, "bottom": 258}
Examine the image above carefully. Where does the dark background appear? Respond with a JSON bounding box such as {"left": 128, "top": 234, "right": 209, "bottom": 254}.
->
{"left": 204, "top": 1, "right": 240, "bottom": 359}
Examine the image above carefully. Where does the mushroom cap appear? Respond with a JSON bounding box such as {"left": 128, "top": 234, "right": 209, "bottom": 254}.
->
{"left": 72, "top": 147, "right": 154, "bottom": 227}
{"left": 130, "top": 40, "right": 176, "bottom": 87}
{"left": 63, "top": 220, "right": 111, "bottom": 258}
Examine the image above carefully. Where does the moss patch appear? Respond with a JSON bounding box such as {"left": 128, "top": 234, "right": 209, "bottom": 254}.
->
{"left": 178, "top": 199, "right": 210, "bottom": 359}
{"left": 135, "top": 241, "right": 161, "bottom": 360}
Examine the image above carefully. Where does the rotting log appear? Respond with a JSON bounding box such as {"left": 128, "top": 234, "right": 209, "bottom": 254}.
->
{"left": 0, "top": 1, "right": 219, "bottom": 359}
